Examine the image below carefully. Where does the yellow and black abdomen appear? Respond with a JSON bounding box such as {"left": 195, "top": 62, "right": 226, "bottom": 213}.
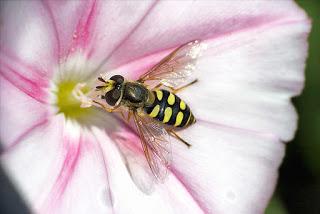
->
{"left": 144, "top": 89, "right": 195, "bottom": 128}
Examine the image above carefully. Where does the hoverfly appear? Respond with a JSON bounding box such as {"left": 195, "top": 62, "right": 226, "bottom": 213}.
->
{"left": 75, "top": 40, "right": 205, "bottom": 192}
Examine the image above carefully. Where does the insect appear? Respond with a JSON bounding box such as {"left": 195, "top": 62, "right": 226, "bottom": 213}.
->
{"left": 75, "top": 40, "right": 205, "bottom": 192}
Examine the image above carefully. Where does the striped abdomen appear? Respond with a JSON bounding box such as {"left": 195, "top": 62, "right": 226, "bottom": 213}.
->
{"left": 144, "top": 89, "right": 195, "bottom": 128}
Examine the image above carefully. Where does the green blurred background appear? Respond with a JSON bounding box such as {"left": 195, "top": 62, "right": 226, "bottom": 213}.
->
{"left": 266, "top": 0, "right": 320, "bottom": 213}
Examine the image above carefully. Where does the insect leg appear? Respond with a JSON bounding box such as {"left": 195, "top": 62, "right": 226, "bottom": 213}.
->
{"left": 170, "top": 79, "right": 198, "bottom": 93}
{"left": 127, "top": 111, "right": 133, "bottom": 123}
{"left": 168, "top": 130, "right": 191, "bottom": 148}
{"left": 152, "top": 82, "right": 163, "bottom": 89}
{"left": 92, "top": 100, "right": 119, "bottom": 113}
{"left": 153, "top": 79, "right": 198, "bottom": 93}
{"left": 120, "top": 111, "right": 126, "bottom": 121}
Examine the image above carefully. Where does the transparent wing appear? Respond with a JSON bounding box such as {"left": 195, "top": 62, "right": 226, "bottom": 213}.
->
{"left": 138, "top": 40, "right": 206, "bottom": 89}
{"left": 132, "top": 111, "right": 171, "bottom": 181}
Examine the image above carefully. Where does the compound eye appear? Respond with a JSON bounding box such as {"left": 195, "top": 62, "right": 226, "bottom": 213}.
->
{"left": 110, "top": 75, "right": 124, "bottom": 84}
{"left": 105, "top": 89, "right": 121, "bottom": 106}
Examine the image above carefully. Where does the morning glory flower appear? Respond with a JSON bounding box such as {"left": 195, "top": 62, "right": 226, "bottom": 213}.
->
{"left": 0, "top": 0, "right": 310, "bottom": 213}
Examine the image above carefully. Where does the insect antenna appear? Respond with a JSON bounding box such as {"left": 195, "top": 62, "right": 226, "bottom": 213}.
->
{"left": 95, "top": 85, "right": 105, "bottom": 90}
{"left": 98, "top": 77, "right": 107, "bottom": 83}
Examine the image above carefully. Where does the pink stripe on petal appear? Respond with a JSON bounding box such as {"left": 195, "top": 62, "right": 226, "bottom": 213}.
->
{"left": 1, "top": 118, "right": 49, "bottom": 155}
{"left": 1, "top": 115, "right": 66, "bottom": 212}
{"left": 0, "top": 51, "right": 50, "bottom": 103}
{"left": 42, "top": 1, "right": 60, "bottom": 62}
{"left": 0, "top": 76, "right": 49, "bottom": 151}
{"left": 90, "top": 0, "right": 159, "bottom": 77}
{"left": 0, "top": 50, "right": 51, "bottom": 81}
{"left": 43, "top": 0, "right": 96, "bottom": 61}
{"left": 66, "top": 0, "right": 98, "bottom": 58}
{"left": 0, "top": 62, "right": 48, "bottom": 104}
{"left": 44, "top": 135, "right": 82, "bottom": 210}
{"left": 103, "top": 1, "right": 308, "bottom": 72}
{"left": 76, "top": 0, "right": 98, "bottom": 49}
{"left": 110, "top": 17, "right": 308, "bottom": 81}
{"left": 110, "top": 16, "right": 277, "bottom": 69}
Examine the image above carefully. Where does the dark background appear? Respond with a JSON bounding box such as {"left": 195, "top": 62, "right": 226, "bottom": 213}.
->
{"left": 0, "top": 1, "right": 319, "bottom": 213}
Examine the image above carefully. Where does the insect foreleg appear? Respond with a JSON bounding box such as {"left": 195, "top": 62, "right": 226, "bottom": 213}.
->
{"left": 92, "top": 100, "right": 120, "bottom": 113}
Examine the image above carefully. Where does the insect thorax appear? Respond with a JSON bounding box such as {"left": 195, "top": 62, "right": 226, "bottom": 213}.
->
{"left": 122, "top": 82, "right": 151, "bottom": 108}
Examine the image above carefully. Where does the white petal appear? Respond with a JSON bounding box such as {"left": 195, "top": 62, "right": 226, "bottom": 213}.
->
{"left": 44, "top": 0, "right": 157, "bottom": 75}
{"left": 104, "top": 3, "right": 310, "bottom": 213}
{"left": 1, "top": 115, "right": 65, "bottom": 211}
{"left": 94, "top": 127, "right": 204, "bottom": 214}
{"left": 0, "top": 0, "right": 58, "bottom": 77}
{"left": 181, "top": 20, "right": 310, "bottom": 141}
{"left": 170, "top": 121, "right": 285, "bottom": 213}
{"left": 117, "top": 13, "right": 310, "bottom": 142}
{"left": 1, "top": 117, "right": 115, "bottom": 214}
{"left": 105, "top": 0, "right": 308, "bottom": 70}
{"left": 39, "top": 121, "right": 114, "bottom": 214}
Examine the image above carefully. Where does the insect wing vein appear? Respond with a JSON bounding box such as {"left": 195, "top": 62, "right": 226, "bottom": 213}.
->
{"left": 138, "top": 40, "right": 206, "bottom": 89}
{"left": 133, "top": 111, "right": 171, "bottom": 181}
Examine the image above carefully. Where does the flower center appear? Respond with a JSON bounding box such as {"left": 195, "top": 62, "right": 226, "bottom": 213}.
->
{"left": 51, "top": 53, "right": 103, "bottom": 123}
{"left": 55, "top": 80, "right": 93, "bottom": 119}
